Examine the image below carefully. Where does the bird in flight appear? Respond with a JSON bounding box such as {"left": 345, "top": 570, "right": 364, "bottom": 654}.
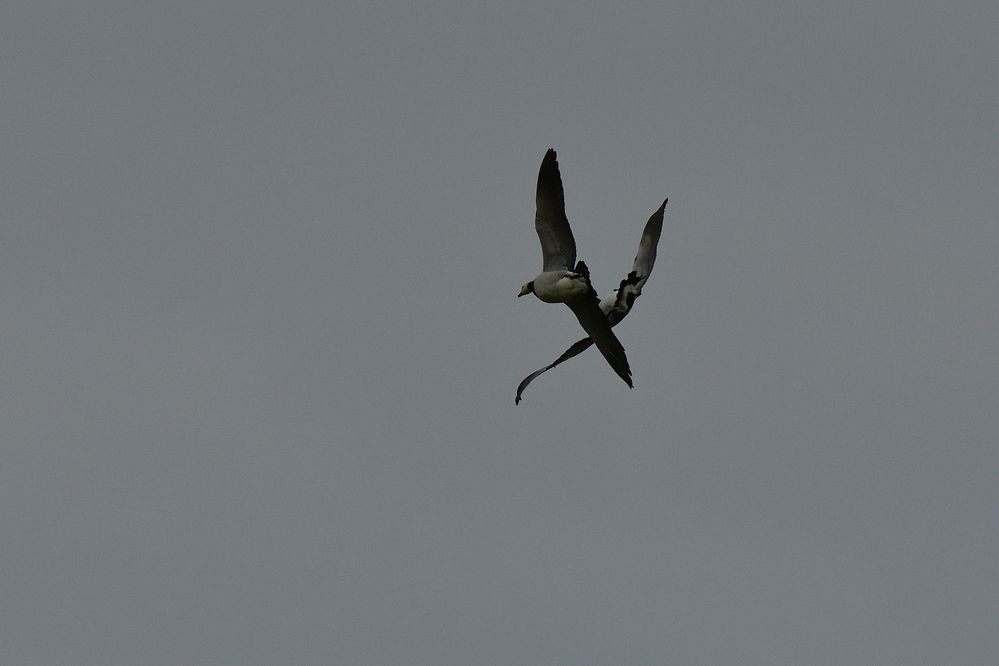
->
{"left": 517, "top": 148, "right": 667, "bottom": 405}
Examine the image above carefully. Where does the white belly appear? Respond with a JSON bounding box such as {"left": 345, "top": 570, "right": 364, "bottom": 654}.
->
{"left": 534, "top": 272, "right": 589, "bottom": 303}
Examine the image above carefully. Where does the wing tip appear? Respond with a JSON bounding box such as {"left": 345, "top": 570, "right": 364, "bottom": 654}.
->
{"left": 537, "top": 148, "right": 562, "bottom": 187}
{"left": 614, "top": 367, "right": 634, "bottom": 389}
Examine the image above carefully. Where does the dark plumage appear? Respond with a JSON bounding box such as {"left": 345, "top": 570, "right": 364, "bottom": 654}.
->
{"left": 517, "top": 149, "right": 667, "bottom": 403}
{"left": 516, "top": 189, "right": 667, "bottom": 405}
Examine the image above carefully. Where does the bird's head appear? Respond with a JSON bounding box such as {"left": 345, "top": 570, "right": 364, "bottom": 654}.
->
{"left": 518, "top": 281, "right": 535, "bottom": 297}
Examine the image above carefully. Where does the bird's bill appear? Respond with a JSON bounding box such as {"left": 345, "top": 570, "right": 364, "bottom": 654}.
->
{"left": 518, "top": 282, "right": 531, "bottom": 297}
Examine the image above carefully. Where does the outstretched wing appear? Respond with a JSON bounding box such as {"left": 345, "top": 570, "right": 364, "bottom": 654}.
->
{"left": 534, "top": 148, "right": 576, "bottom": 271}
{"left": 561, "top": 263, "right": 633, "bottom": 391}
{"left": 632, "top": 198, "right": 667, "bottom": 281}
{"left": 605, "top": 198, "right": 668, "bottom": 324}
{"left": 565, "top": 298, "right": 632, "bottom": 388}
{"left": 515, "top": 199, "right": 667, "bottom": 404}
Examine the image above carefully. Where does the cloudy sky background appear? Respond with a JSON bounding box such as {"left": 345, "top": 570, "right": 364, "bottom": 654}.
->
{"left": 2, "top": 2, "right": 998, "bottom": 663}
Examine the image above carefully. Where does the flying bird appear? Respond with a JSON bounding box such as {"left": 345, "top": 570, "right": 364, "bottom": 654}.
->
{"left": 517, "top": 148, "right": 667, "bottom": 405}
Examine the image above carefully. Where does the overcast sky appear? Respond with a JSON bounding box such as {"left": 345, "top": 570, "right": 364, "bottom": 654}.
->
{"left": 2, "top": 2, "right": 998, "bottom": 664}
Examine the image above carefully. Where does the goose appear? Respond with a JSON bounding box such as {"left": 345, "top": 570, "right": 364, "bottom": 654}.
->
{"left": 517, "top": 149, "right": 667, "bottom": 404}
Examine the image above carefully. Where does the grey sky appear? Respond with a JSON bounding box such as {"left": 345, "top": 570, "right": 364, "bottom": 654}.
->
{"left": 2, "top": 2, "right": 998, "bottom": 663}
